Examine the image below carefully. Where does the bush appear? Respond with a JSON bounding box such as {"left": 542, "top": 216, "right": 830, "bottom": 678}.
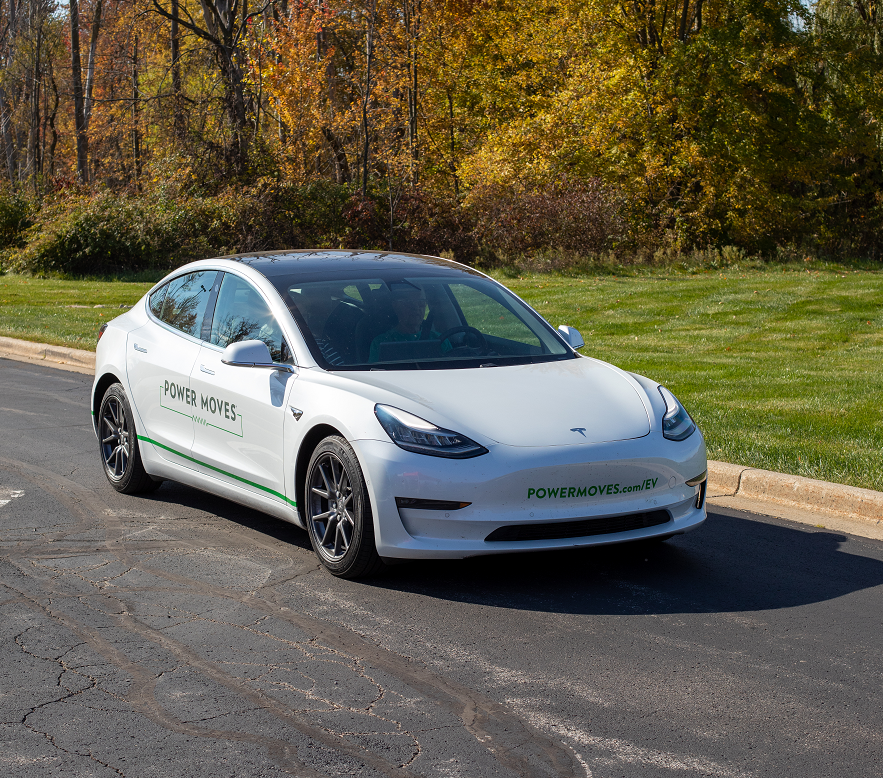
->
{"left": 0, "top": 188, "right": 34, "bottom": 250}
{"left": 7, "top": 195, "right": 182, "bottom": 276}
{"left": 5, "top": 182, "right": 359, "bottom": 276}
{"left": 7, "top": 179, "right": 643, "bottom": 277}
{"left": 468, "top": 178, "right": 628, "bottom": 260}
{"left": 341, "top": 188, "right": 478, "bottom": 261}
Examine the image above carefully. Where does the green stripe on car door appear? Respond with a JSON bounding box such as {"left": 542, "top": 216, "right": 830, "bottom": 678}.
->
{"left": 136, "top": 434, "right": 297, "bottom": 507}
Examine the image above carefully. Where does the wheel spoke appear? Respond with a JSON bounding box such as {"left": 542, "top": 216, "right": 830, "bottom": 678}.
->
{"left": 318, "top": 461, "right": 333, "bottom": 494}
{"left": 311, "top": 509, "right": 333, "bottom": 521}
{"left": 337, "top": 520, "right": 350, "bottom": 553}
{"left": 321, "top": 516, "right": 336, "bottom": 545}
{"left": 333, "top": 523, "right": 344, "bottom": 556}
{"left": 311, "top": 486, "right": 330, "bottom": 499}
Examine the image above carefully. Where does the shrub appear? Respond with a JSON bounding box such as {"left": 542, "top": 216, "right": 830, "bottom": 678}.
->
{"left": 468, "top": 178, "right": 628, "bottom": 259}
{"left": 341, "top": 187, "right": 478, "bottom": 261}
{"left": 8, "top": 195, "right": 182, "bottom": 276}
{"left": 5, "top": 183, "right": 359, "bottom": 276}
{"left": 0, "top": 188, "right": 34, "bottom": 250}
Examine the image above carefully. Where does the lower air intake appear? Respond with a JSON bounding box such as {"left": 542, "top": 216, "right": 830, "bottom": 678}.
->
{"left": 485, "top": 509, "right": 672, "bottom": 542}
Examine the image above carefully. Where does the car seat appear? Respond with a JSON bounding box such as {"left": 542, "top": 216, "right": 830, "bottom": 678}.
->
{"left": 324, "top": 300, "right": 365, "bottom": 364}
{"left": 353, "top": 287, "right": 397, "bottom": 363}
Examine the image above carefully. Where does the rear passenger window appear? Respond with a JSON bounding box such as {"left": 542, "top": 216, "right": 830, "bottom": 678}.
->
{"left": 158, "top": 271, "right": 217, "bottom": 338}
{"left": 148, "top": 284, "right": 168, "bottom": 318}
{"left": 209, "top": 274, "right": 293, "bottom": 363}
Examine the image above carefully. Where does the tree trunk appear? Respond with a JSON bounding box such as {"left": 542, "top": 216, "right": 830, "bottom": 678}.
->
{"left": 132, "top": 34, "right": 141, "bottom": 187}
{"left": 404, "top": 0, "right": 420, "bottom": 184}
{"left": 361, "top": 0, "right": 377, "bottom": 198}
{"left": 1, "top": 0, "right": 20, "bottom": 184}
{"left": 27, "top": 18, "right": 42, "bottom": 188}
{"left": 322, "top": 126, "right": 351, "bottom": 183}
{"left": 46, "top": 65, "right": 60, "bottom": 178}
{"left": 448, "top": 91, "right": 458, "bottom": 199}
{"left": 171, "top": 0, "right": 184, "bottom": 137}
{"left": 69, "top": 0, "right": 89, "bottom": 183}
{"left": 84, "top": 0, "right": 103, "bottom": 134}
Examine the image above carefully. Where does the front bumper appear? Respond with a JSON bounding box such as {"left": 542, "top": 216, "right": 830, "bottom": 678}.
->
{"left": 353, "top": 433, "right": 707, "bottom": 559}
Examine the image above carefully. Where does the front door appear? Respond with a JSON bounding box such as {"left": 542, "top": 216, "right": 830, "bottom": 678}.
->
{"left": 127, "top": 270, "right": 218, "bottom": 464}
{"left": 188, "top": 273, "right": 296, "bottom": 507}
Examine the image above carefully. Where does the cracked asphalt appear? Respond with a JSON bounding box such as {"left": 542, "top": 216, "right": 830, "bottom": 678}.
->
{"left": 1, "top": 358, "right": 882, "bottom": 777}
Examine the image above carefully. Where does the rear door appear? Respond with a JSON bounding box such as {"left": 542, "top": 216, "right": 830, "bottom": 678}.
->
{"left": 188, "top": 273, "right": 296, "bottom": 507}
{"left": 127, "top": 270, "right": 219, "bottom": 464}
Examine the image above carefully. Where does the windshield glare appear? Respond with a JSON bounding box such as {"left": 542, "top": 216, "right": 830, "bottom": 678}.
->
{"left": 273, "top": 274, "right": 571, "bottom": 369}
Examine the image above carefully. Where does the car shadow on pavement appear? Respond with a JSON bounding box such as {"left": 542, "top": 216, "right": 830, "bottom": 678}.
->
{"left": 135, "top": 479, "right": 315, "bottom": 553}
{"left": 365, "top": 509, "right": 883, "bottom": 615}
{"left": 135, "top": 481, "right": 883, "bottom": 616}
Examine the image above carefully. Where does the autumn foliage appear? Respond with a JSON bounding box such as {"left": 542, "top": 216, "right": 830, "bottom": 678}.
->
{"left": 1, "top": 0, "right": 882, "bottom": 273}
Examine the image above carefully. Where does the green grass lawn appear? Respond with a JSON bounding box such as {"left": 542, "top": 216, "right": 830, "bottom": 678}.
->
{"left": 0, "top": 276, "right": 153, "bottom": 350}
{"left": 1, "top": 269, "right": 881, "bottom": 491}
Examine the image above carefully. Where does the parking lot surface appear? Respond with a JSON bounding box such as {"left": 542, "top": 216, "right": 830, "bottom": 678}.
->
{"left": 1, "top": 358, "right": 882, "bottom": 777}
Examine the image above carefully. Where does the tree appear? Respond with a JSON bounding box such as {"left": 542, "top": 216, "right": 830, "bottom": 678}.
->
{"left": 69, "top": 0, "right": 89, "bottom": 182}
{"left": 153, "top": 0, "right": 268, "bottom": 171}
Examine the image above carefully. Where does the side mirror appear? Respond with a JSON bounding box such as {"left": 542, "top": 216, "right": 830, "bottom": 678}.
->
{"left": 557, "top": 325, "right": 585, "bottom": 350}
{"left": 221, "top": 340, "right": 294, "bottom": 372}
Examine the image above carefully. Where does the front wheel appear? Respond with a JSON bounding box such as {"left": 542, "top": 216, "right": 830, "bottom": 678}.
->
{"left": 98, "top": 383, "right": 161, "bottom": 494}
{"left": 305, "top": 436, "right": 384, "bottom": 579}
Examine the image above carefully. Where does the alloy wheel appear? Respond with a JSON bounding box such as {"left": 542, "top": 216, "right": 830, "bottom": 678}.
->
{"left": 100, "top": 396, "right": 130, "bottom": 480}
{"left": 308, "top": 452, "right": 356, "bottom": 562}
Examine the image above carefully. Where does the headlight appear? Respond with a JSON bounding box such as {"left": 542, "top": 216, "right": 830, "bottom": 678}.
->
{"left": 658, "top": 386, "right": 696, "bottom": 441}
{"left": 374, "top": 405, "right": 488, "bottom": 459}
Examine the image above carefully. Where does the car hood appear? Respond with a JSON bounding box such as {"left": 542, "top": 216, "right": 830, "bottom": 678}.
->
{"left": 350, "top": 357, "right": 652, "bottom": 447}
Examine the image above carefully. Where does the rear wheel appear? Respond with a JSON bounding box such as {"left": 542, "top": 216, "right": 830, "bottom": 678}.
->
{"left": 305, "top": 436, "right": 384, "bottom": 579}
{"left": 98, "top": 383, "right": 161, "bottom": 494}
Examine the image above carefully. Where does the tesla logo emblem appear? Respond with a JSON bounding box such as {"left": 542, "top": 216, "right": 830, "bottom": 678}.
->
{"left": 570, "top": 428, "right": 587, "bottom": 437}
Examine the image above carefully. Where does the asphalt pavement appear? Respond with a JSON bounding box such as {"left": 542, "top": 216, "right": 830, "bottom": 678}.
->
{"left": 1, "top": 357, "right": 881, "bottom": 778}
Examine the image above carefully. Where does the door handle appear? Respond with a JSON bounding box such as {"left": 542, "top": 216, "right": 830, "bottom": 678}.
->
{"left": 200, "top": 364, "right": 215, "bottom": 375}
{"left": 133, "top": 343, "right": 147, "bottom": 353}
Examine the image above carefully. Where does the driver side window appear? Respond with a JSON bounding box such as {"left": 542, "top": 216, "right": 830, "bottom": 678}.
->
{"left": 209, "top": 274, "right": 293, "bottom": 364}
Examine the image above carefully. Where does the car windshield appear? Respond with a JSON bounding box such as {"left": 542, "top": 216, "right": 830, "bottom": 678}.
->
{"left": 268, "top": 273, "right": 572, "bottom": 370}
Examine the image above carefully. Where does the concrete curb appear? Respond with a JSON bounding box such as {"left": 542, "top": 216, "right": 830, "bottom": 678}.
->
{"left": 1, "top": 335, "right": 880, "bottom": 537}
{"left": 0, "top": 335, "right": 95, "bottom": 375}
{"left": 708, "top": 461, "right": 883, "bottom": 538}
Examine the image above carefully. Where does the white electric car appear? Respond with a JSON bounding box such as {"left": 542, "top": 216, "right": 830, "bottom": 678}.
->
{"left": 92, "top": 250, "right": 707, "bottom": 577}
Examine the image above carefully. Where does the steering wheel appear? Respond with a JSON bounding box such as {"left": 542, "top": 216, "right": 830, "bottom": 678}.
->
{"left": 437, "top": 325, "right": 489, "bottom": 354}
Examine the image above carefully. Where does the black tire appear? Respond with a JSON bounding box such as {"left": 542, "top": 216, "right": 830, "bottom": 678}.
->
{"left": 98, "top": 383, "right": 162, "bottom": 495}
{"left": 304, "top": 436, "right": 384, "bottom": 579}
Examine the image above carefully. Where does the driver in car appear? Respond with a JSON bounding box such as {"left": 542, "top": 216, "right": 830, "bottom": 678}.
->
{"left": 369, "top": 285, "right": 448, "bottom": 362}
